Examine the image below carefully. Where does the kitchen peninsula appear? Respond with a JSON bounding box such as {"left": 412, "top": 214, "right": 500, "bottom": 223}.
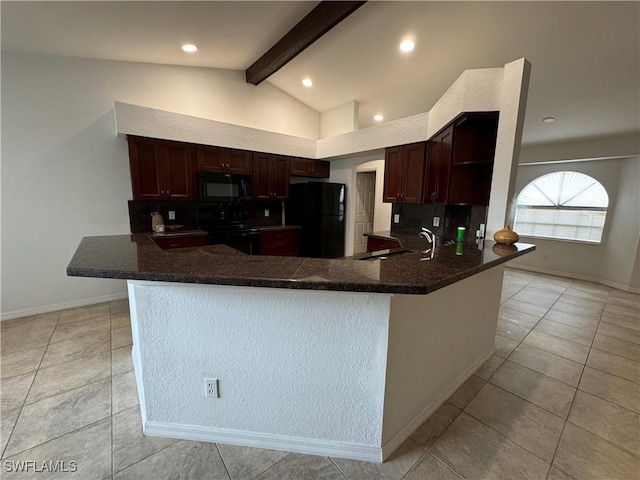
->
{"left": 67, "top": 234, "right": 534, "bottom": 462}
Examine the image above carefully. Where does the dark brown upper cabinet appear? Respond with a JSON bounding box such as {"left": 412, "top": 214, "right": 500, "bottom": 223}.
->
{"left": 253, "top": 153, "right": 290, "bottom": 201}
{"left": 383, "top": 142, "right": 425, "bottom": 203}
{"left": 127, "top": 136, "right": 196, "bottom": 202}
{"left": 196, "top": 145, "right": 253, "bottom": 175}
{"left": 424, "top": 112, "right": 499, "bottom": 205}
{"left": 290, "top": 157, "right": 330, "bottom": 178}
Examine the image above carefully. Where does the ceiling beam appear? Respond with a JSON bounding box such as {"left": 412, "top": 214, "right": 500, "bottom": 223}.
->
{"left": 245, "top": 1, "right": 366, "bottom": 86}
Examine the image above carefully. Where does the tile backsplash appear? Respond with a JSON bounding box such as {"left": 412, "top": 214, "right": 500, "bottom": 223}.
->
{"left": 391, "top": 203, "right": 487, "bottom": 241}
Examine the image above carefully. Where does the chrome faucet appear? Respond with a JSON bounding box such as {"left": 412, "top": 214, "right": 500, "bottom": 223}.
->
{"left": 419, "top": 227, "right": 436, "bottom": 261}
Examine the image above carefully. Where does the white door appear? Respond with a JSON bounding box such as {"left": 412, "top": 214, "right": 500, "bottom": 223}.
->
{"left": 353, "top": 172, "right": 376, "bottom": 254}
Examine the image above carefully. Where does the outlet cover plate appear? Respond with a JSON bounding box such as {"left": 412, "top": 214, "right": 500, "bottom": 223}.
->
{"left": 433, "top": 216, "right": 440, "bottom": 227}
{"left": 205, "top": 378, "right": 219, "bottom": 398}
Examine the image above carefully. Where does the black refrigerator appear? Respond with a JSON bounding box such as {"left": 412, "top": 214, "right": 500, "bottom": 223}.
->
{"left": 288, "top": 182, "right": 346, "bottom": 258}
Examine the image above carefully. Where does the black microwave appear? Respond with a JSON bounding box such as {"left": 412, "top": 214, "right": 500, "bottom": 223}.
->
{"left": 199, "top": 172, "right": 252, "bottom": 202}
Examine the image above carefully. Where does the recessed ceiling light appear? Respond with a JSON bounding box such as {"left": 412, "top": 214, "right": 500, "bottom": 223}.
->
{"left": 374, "top": 114, "right": 384, "bottom": 122}
{"left": 302, "top": 78, "right": 313, "bottom": 87}
{"left": 542, "top": 117, "right": 555, "bottom": 123}
{"left": 182, "top": 44, "right": 198, "bottom": 53}
{"left": 399, "top": 40, "right": 415, "bottom": 53}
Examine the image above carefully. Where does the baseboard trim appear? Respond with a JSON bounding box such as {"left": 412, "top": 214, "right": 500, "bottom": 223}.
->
{"left": 506, "top": 264, "right": 639, "bottom": 293}
{"left": 380, "top": 345, "right": 496, "bottom": 460}
{"left": 143, "top": 421, "right": 383, "bottom": 463}
{"left": 1, "top": 292, "right": 128, "bottom": 321}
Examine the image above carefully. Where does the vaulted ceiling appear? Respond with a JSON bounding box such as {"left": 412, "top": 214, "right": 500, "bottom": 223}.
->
{"left": 2, "top": 1, "right": 638, "bottom": 148}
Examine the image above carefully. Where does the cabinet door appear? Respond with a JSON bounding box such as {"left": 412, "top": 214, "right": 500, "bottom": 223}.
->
{"left": 253, "top": 153, "right": 273, "bottom": 200}
{"left": 196, "top": 145, "right": 224, "bottom": 172}
{"left": 401, "top": 142, "right": 425, "bottom": 203}
{"left": 434, "top": 127, "right": 453, "bottom": 204}
{"left": 311, "top": 160, "right": 330, "bottom": 178}
{"left": 226, "top": 148, "right": 253, "bottom": 175}
{"left": 128, "top": 136, "right": 164, "bottom": 201}
{"left": 290, "top": 157, "right": 312, "bottom": 176}
{"left": 163, "top": 142, "right": 195, "bottom": 201}
{"left": 383, "top": 146, "right": 403, "bottom": 203}
{"left": 272, "top": 155, "right": 290, "bottom": 200}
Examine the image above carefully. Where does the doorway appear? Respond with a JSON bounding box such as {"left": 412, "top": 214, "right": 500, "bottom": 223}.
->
{"left": 353, "top": 171, "right": 376, "bottom": 254}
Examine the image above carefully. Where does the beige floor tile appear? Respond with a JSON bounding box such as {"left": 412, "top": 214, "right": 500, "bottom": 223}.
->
{"left": 1, "top": 320, "right": 56, "bottom": 355}
{"left": 1, "top": 372, "right": 35, "bottom": 415}
{"left": 579, "top": 367, "right": 640, "bottom": 413}
{"left": 512, "top": 290, "right": 559, "bottom": 309}
{"left": 601, "top": 311, "right": 640, "bottom": 332}
{"left": 490, "top": 360, "right": 576, "bottom": 418}
{"left": 110, "top": 298, "right": 130, "bottom": 315}
{"left": 216, "top": 443, "right": 289, "bottom": 480}
{"left": 604, "top": 302, "right": 640, "bottom": 320}
{"left": 501, "top": 299, "right": 549, "bottom": 318}
{"left": 112, "top": 370, "right": 139, "bottom": 414}
{"left": 534, "top": 319, "right": 595, "bottom": 347}
{"left": 564, "top": 287, "right": 608, "bottom": 302}
{"left": 431, "top": 413, "right": 550, "bottom": 480}
{"left": 1, "top": 344, "right": 46, "bottom": 379}
{"left": 592, "top": 333, "right": 640, "bottom": 362}
{"left": 58, "top": 303, "right": 111, "bottom": 325}
{"left": 568, "top": 390, "right": 640, "bottom": 455}
{"left": 597, "top": 322, "right": 640, "bottom": 345}
{"left": 1, "top": 408, "right": 20, "bottom": 456}
{"left": 568, "top": 280, "right": 610, "bottom": 295}
{"left": 111, "top": 326, "right": 133, "bottom": 349}
{"left": 50, "top": 314, "right": 110, "bottom": 344}
{"left": 114, "top": 440, "right": 230, "bottom": 480}
{"left": 40, "top": 330, "right": 110, "bottom": 368}
{"left": 498, "top": 307, "right": 541, "bottom": 329}
{"left": 465, "top": 383, "right": 564, "bottom": 462}
{"left": 255, "top": 452, "right": 343, "bottom": 480}
{"left": 4, "top": 379, "right": 111, "bottom": 458}
{"left": 112, "top": 405, "right": 177, "bottom": 473}
{"left": 411, "top": 402, "right": 461, "bottom": 447}
{"left": 447, "top": 375, "right": 485, "bottom": 409}
{"left": 529, "top": 278, "right": 570, "bottom": 293}
{"left": 606, "top": 296, "right": 640, "bottom": 315}
{"left": 546, "top": 466, "right": 574, "bottom": 480}
{"left": 557, "top": 293, "right": 605, "bottom": 311}
{"left": 110, "top": 312, "right": 131, "bottom": 330}
{"left": 509, "top": 344, "right": 583, "bottom": 387}
{"left": 26, "top": 350, "right": 111, "bottom": 404}
{"left": 333, "top": 438, "right": 424, "bottom": 480}
{"left": 554, "top": 423, "right": 639, "bottom": 480}
{"left": 404, "top": 452, "right": 462, "bottom": 480}
{"left": 523, "top": 331, "right": 589, "bottom": 364}
{"left": 111, "top": 345, "right": 134, "bottom": 376}
{"left": 0, "top": 312, "right": 59, "bottom": 331}
{"left": 474, "top": 355, "right": 505, "bottom": 380}
{"left": 2, "top": 418, "right": 112, "bottom": 479}
{"left": 550, "top": 301, "right": 603, "bottom": 321}
{"left": 586, "top": 349, "right": 640, "bottom": 385}
{"left": 542, "top": 309, "right": 599, "bottom": 332}
{"left": 494, "top": 335, "right": 519, "bottom": 358}
{"left": 496, "top": 319, "right": 531, "bottom": 342}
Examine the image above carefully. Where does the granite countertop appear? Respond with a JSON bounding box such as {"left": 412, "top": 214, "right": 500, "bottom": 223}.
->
{"left": 67, "top": 233, "right": 534, "bottom": 295}
{"left": 256, "top": 225, "right": 301, "bottom": 232}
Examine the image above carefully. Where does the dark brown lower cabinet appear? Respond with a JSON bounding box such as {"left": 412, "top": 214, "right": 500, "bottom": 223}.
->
{"left": 260, "top": 229, "right": 300, "bottom": 256}
{"left": 366, "top": 237, "right": 401, "bottom": 252}
{"left": 152, "top": 235, "right": 206, "bottom": 250}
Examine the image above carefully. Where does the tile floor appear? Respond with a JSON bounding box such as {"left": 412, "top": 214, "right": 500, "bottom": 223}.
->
{"left": 1, "top": 268, "right": 639, "bottom": 479}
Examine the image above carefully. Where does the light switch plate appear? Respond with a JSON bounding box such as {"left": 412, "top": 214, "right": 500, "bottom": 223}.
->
{"left": 433, "top": 216, "right": 440, "bottom": 227}
{"left": 168, "top": 211, "right": 176, "bottom": 220}
{"left": 394, "top": 214, "right": 400, "bottom": 224}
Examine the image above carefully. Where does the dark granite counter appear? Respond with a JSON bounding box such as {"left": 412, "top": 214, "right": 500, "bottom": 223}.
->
{"left": 148, "top": 229, "right": 208, "bottom": 239}
{"left": 67, "top": 233, "right": 534, "bottom": 295}
{"left": 257, "top": 225, "right": 301, "bottom": 232}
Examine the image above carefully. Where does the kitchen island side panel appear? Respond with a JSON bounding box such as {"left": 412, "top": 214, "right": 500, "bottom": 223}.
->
{"left": 128, "top": 281, "right": 391, "bottom": 453}
{"left": 381, "top": 265, "right": 504, "bottom": 449}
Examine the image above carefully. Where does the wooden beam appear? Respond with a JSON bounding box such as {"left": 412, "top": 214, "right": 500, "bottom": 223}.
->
{"left": 246, "top": 1, "right": 366, "bottom": 85}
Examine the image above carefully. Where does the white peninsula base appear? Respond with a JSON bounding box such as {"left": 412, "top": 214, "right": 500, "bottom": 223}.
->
{"left": 128, "top": 266, "right": 504, "bottom": 462}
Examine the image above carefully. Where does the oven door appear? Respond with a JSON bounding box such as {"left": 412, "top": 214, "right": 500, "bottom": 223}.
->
{"left": 208, "top": 230, "right": 260, "bottom": 255}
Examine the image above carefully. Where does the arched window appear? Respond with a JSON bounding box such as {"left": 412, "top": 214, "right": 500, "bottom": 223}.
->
{"left": 514, "top": 171, "right": 609, "bottom": 243}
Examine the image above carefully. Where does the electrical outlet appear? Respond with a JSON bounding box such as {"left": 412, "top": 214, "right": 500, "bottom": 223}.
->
{"left": 168, "top": 211, "right": 176, "bottom": 220}
{"left": 433, "top": 216, "right": 440, "bottom": 227}
{"left": 204, "top": 378, "right": 219, "bottom": 398}
{"left": 265, "top": 209, "right": 270, "bottom": 217}
{"left": 394, "top": 214, "right": 400, "bottom": 224}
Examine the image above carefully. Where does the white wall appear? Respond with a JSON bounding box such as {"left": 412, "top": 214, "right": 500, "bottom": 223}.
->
{"left": 320, "top": 100, "right": 359, "bottom": 139}
{"left": 1, "top": 53, "right": 320, "bottom": 318}
{"left": 508, "top": 156, "right": 640, "bottom": 291}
